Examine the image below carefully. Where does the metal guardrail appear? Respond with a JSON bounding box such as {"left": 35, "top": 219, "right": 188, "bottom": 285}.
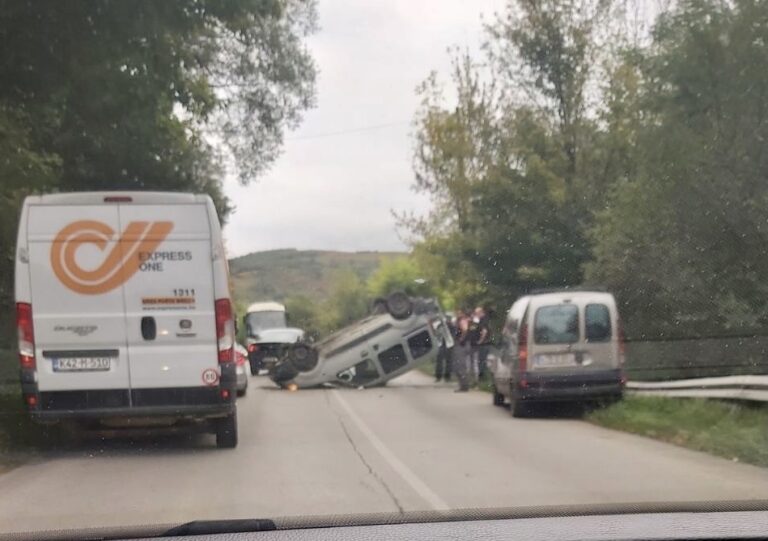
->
{"left": 627, "top": 375, "right": 768, "bottom": 402}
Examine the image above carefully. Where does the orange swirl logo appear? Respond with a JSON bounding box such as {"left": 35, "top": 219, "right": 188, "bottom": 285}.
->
{"left": 51, "top": 220, "right": 173, "bottom": 295}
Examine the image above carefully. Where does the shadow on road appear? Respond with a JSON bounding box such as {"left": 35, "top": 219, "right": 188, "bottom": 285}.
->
{"left": 501, "top": 401, "right": 589, "bottom": 419}
{"left": 2, "top": 422, "right": 219, "bottom": 464}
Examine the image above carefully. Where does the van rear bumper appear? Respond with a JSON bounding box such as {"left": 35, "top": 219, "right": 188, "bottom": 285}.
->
{"left": 30, "top": 403, "right": 234, "bottom": 421}
{"left": 515, "top": 369, "right": 624, "bottom": 401}
{"left": 28, "top": 387, "right": 235, "bottom": 421}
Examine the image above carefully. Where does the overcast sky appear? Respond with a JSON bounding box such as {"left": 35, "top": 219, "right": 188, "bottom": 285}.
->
{"left": 222, "top": 0, "right": 506, "bottom": 257}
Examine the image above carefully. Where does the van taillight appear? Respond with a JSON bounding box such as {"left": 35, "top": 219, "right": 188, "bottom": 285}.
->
{"left": 16, "top": 303, "right": 35, "bottom": 370}
{"left": 215, "top": 298, "right": 234, "bottom": 364}
{"left": 617, "top": 317, "right": 627, "bottom": 365}
{"left": 618, "top": 317, "right": 627, "bottom": 384}
{"left": 517, "top": 322, "right": 528, "bottom": 373}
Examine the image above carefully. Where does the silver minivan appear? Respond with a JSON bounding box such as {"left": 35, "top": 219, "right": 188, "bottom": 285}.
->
{"left": 269, "top": 294, "right": 453, "bottom": 389}
{"left": 489, "top": 290, "right": 625, "bottom": 417}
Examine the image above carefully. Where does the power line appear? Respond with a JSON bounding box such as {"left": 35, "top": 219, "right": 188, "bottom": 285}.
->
{"left": 286, "top": 120, "right": 410, "bottom": 141}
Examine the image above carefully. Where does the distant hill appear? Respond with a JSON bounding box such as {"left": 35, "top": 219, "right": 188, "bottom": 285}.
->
{"left": 229, "top": 249, "right": 405, "bottom": 305}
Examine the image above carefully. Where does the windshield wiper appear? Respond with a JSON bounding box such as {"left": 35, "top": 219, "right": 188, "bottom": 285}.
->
{"left": 162, "top": 519, "right": 276, "bottom": 537}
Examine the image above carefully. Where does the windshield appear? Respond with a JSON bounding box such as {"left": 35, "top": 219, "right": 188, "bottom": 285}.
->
{"left": 245, "top": 311, "right": 288, "bottom": 334}
{"left": 3, "top": 0, "right": 768, "bottom": 538}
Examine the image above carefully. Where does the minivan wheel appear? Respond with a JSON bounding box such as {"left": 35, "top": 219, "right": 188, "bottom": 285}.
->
{"left": 492, "top": 386, "right": 505, "bottom": 406}
{"left": 216, "top": 411, "right": 238, "bottom": 449}
{"left": 386, "top": 291, "right": 413, "bottom": 320}
{"left": 510, "top": 399, "right": 533, "bottom": 418}
{"left": 291, "top": 344, "right": 319, "bottom": 372}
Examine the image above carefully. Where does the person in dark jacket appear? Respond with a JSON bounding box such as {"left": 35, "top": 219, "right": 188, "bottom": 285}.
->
{"left": 468, "top": 306, "right": 491, "bottom": 385}
{"left": 453, "top": 310, "right": 472, "bottom": 392}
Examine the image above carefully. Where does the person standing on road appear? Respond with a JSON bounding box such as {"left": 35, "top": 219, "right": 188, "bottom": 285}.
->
{"left": 468, "top": 306, "right": 490, "bottom": 386}
{"left": 453, "top": 310, "right": 472, "bottom": 392}
{"left": 477, "top": 306, "right": 492, "bottom": 381}
{"left": 434, "top": 315, "right": 454, "bottom": 383}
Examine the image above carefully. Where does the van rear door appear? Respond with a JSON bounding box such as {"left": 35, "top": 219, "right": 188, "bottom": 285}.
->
{"left": 582, "top": 301, "right": 619, "bottom": 370}
{"left": 27, "top": 204, "right": 130, "bottom": 392}
{"left": 118, "top": 202, "right": 218, "bottom": 390}
{"left": 529, "top": 296, "right": 617, "bottom": 374}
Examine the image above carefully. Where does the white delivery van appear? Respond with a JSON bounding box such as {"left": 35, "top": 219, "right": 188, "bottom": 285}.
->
{"left": 14, "top": 192, "right": 238, "bottom": 448}
{"left": 491, "top": 290, "right": 625, "bottom": 418}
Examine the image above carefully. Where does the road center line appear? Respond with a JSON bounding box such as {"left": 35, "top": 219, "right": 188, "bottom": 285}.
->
{"left": 330, "top": 389, "right": 450, "bottom": 511}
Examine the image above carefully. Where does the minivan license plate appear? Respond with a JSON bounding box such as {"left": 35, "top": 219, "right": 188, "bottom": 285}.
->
{"left": 53, "top": 357, "right": 111, "bottom": 372}
{"left": 534, "top": 353, "right": 576, "bottom": 367}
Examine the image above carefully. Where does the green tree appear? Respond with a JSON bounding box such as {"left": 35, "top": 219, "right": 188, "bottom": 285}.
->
{"left": 367, "top": 257, "right": 432, "bottom": 299}
{"left": 0, "top": 0, "right": 317, "bottom": 193}
{"left": 588, "top": 0, "right": 768, "bottom": 338}
{"left": 283, "top": 295, "right": 322, "bottom": 340}
{"left": 0, "top": 0, "right": 317, "bottom": 346}
{"left": 407, "top": 0, "right": 615, "bottom": 309}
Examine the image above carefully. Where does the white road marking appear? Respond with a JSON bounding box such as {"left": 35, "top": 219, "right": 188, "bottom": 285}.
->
{"left": 331, "top": 389, "right": 450, "bottom": 511}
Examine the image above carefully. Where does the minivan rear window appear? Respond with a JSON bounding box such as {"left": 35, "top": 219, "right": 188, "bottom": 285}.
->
{"left": 534, "top": 304, "right": 579, "bottom": 344}
{"left": 585, "top": 304, "right": 612, "bottom": 342}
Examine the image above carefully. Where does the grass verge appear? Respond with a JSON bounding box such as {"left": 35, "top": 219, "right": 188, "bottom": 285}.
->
{"left": 587, "top": 395, "right": 768, "bottom": 468}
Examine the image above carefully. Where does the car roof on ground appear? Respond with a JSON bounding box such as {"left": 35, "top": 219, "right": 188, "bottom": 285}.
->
{"left": 246, "top": 301, "right": 286, "bottom": 313}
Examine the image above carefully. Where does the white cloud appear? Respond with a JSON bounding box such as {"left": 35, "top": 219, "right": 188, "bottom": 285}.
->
{"left": 223, "top": 0, "right": 506, "bottom": 257}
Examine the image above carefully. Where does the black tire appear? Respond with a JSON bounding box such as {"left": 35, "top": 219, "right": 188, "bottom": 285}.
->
{"left": 510, "top": 399, "right": 533, "bottom": 418}
{"left": 386, "top": 291, "right": 413, "bottom": 320}
{"left": 492, "top": 385, "right": 505, "bottom": 406}
{"left": 272, "top": 360, "right": 299, "bottom": 385}
{"left": 236, "top": 387, "right": 246, "bottom": 397}
{"left": 290, "top": 344, "right": 319, "bottom": 372}
{"left": 216, "top": 411, "right": 238, "bottom": 449}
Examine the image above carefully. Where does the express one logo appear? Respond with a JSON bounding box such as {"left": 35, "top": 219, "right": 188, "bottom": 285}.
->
{"left": 51, "top": 220, "right": 173, "bottom": 294}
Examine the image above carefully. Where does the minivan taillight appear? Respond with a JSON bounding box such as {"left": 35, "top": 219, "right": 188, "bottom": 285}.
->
{"left": 16, "top": 303, "right": 35, "bottom": 370}
{"left": 215, "top": 298, "right": 234, "bottom": 364}
{"left": 618, "top": 317, "right": 627, "bottom": 383}
{"left": 517, "top": 322, "right": 528, "bottom": 372}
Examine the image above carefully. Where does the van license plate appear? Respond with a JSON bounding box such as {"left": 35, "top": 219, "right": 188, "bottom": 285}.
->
{"left": 52, "top": 357, "right": 111, "bottom": 372}
{"left": 534, "top": 353, "right": 576, "bottom": 367}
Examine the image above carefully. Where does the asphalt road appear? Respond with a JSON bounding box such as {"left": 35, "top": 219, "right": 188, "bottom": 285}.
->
{"left": 2, "top": 371, "right": 768, "bottom": 534}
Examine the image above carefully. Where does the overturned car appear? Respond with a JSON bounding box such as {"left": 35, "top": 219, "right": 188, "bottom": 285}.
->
{"left": 268, "top": 293, "right": 453, "bottom": 389}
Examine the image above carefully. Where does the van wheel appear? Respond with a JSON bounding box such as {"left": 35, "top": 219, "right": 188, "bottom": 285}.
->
{"left": 237, "top": 388, "right": 246, "bottom": 398}
{"left": 291, "top": 344, "right": 319, "bottom": 372}
{"left": 510, "top": 399, "right": 533, "bottom": 418}
{"left": 492, "top": 386, "right": 505, "bottom": 406}
{"left": 216, "top": 412, "right": 238, "bottom": 449}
